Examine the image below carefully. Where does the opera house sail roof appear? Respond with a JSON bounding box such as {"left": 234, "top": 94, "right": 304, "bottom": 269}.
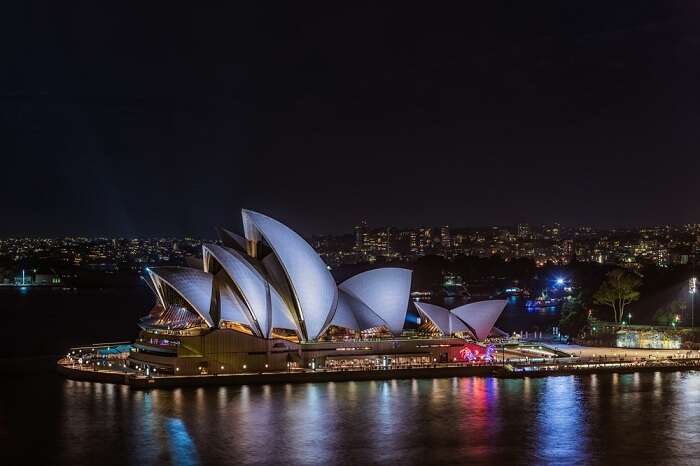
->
{"left": 141, "top": 209, "right": 415, "bottom": 342}
{"left": 240, "top": 209, "right": 338, "bottom": 340}
{"left": 146, "top": 267, "right": 215, "bottom": 328}
{"left": 414, "top": 300, "right": 508, "bottom": 340}
{"left": 338, "top": 268, "right": 412, "bottom": 336}
{"left": 140, "top": 209, "right": 506, "bottom": 343}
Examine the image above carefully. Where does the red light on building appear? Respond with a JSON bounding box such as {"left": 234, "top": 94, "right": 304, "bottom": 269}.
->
{"left": 459, "top": 343, "right": 495, "bottom": 362}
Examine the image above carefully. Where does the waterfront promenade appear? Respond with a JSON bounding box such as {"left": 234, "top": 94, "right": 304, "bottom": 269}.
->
{"left": 547, "top": 343, "right": 700, "bottom": 360}
{"left": 57, "top": 344, "right": 700, "bottom": 388}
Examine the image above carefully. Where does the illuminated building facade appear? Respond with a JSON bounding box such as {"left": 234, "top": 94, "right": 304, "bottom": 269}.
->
{"left": 128, "top": 210, "right": 508, "bottom": 375}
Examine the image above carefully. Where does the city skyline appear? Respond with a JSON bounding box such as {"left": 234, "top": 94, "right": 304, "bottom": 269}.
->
{"left": 3, "top": 219, "right": 697, "bottom": 280}
{"left": 4, "top": 217, "right": 700, "bottom": 239}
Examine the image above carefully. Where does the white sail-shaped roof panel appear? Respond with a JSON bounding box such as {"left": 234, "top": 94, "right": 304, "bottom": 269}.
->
{"left": 219, "top": 282, "right": 254, "bottom": 329}
{"left": 330, "top": 290, "right": 361, "bottom": 331}
{"left": 339, "top": 290, "right": 387, "bottom": 330}
{"left": 147, "top": 267, "right": 214, "bottom": 327}
{"left": 449, "top": 314, "right": 471, "bottom": 335}
{"left": 414, "top": 302, "right": 471, "bottom": 335}
{"left": 203, "top": 244, "right": 269, "bottom": 335}
{"left": 261, "top": 253, "right": 295, "bottom": 308}
{"left": 241, "top": 210, "right": 262, "bottom": 243}
{"left": 242, "top": 209, "right": 338, "bottom": 340}
{"left": 203, "top": 244, "right": 298, "bottom": 338}
{"left": 451, "top": 300, "right": 508, "bottom": 340}
{"left": 339, "top": 268, "right": 412, "bottom": 336}
{"left": 270, "top": 291, "right": 300, "bottom": 334}
{"left": 414, "top": 302, "right": 450, "bottom": 334}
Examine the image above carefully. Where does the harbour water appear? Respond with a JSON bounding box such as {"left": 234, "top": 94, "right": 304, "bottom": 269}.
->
{"left": 3, "top": 288, "right": 696, "bottom": 465}
{"left": 2, "top": 370, "right": 700, "bottom": 465}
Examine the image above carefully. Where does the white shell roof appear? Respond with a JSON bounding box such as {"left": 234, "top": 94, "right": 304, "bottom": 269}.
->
{"left": 451, "top": 300, "right": 508, "bottom": 340}
{"left": 414, "top": 302, "right": 471, "bottom": 335}
{"left": 219, "top": 281, "right": 255, "bottom": 330}
{"left": 329, "top": 290, "right": 361, "bottom": 330}
{"left": 241, "top": 209, "right": 262, "bottom": 243}
{"left": 338, "top": 268, "right": 412, "bottom": 336}
{"left": 203, "top": 243, "right": 298, "bottom": 338}
{"left": 147, "top": 267, "right": 214, "bottom": 327}
{"left": 242, "top": 209, "right": 337, "bottom": 340}
{"left": 414, "top": 302, "right": 450, "bottom": 333}
{"left": 331, "top": 289, "right": 391, "bottom": 332}
{"left": 449, "top": 314, "right": 470, "bottom": 334}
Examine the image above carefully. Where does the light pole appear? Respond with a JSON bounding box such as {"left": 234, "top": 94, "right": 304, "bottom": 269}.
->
{"left": 692, "top": 241, "right": 697, "bottom": 328}
{"left": 690, "top": 277, "right": 696, "bottom": 328}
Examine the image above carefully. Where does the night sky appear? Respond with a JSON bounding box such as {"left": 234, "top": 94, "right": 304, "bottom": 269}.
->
{"left": 4, "top": 2, "right": 700, "bottom": 237}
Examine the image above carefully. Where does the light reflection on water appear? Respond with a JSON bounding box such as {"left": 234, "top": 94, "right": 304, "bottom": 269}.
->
{"left": 533, "top": 376, "right": 587, "bottom": 464}
{"left": 3, "top": 372, "right": 700, "bottom": 465}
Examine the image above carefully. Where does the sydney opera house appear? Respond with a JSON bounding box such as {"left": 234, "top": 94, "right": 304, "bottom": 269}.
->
{"left": 128, "top": 210, "right": 507, "bottom": 375}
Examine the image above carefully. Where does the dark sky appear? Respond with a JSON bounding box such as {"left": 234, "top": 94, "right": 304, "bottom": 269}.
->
{"left": 4, "top": 2, "right": 700, "bottom": 237}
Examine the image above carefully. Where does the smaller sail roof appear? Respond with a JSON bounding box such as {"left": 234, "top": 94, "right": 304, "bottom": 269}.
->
{"left": 338, "top": 268, "right": 412, "bottom": 336}
{"left": 449, "top": 314, "right": 470, "bottom": 335}
{"left": 414, "top": 302, "right": 450, "bottom": 333}
{"left": 147, "top": 267, "right": 214, "bottom": 327}
{"left": 451, "top": 300, "right": 508, "bottom": 340}
{"left": 330, "top": 289, "right": 391, "bottom": 331}
{"left": 414, "top": 302, "right": 472, "bottom": 335}
{"left": 329, "top": 290, "right": 361, "bottom": 331}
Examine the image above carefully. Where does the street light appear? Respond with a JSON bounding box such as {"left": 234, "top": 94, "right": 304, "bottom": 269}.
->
{"left": 628, "top": 313, "right": 632, "bottom": 325}
{"left": 690, "top": 277, "right": 697, "bottom": 328}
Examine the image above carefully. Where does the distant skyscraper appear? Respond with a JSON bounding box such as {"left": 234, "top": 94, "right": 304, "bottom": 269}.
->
{"left": 440, "top": 226, "right": 451, "bottom": 249}
{"left": 552, "top": 222, "right": 560, "bottom": 238}
{"left": 409, "top": 230, "right": 418, "bottom": 253}
{"left": 354, "top": 220, "right": 368, "bottom": 251}
{"left": 517, "top": 223, "right": 530, "bottom": 239}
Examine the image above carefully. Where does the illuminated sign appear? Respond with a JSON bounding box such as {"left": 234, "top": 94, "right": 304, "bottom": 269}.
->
{"left": 459, "top": 343, "right": 496, "bottom": 362}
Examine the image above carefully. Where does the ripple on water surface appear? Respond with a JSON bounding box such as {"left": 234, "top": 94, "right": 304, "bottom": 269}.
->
{"left": 1, "top": 371, "right": 700, "bottom": 465}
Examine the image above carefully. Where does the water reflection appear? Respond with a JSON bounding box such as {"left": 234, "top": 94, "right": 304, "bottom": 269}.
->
{"left": 165, "top": 418, "right": 199, "bottom": 466}
{"left": 532, "top": 376, "right": 587, "bottom": 465}
{"left": 3, "top": 372, "right": 700, "bottom": 465}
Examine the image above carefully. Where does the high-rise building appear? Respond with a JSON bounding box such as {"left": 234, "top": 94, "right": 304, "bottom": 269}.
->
{"left": 354, "top": 220, "right": 368, "bottom": 251}
{"left": 440, "top": 226, "right": 451, "bottom": 250}
{"left": 517, "top": 223, "right": 530, "bottom": 239}
{"left": 552, "top": 222, "right": 560, "bottom": 238}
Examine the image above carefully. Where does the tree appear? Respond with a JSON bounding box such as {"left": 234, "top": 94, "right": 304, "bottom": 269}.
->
{"left": 653, "top": 298, "right": 686, "bottom": 326}
{"left": 559, "top": 294, "right": 590, "bottom": 339}
{"left": 593, "top": 268, "right": 641, "bottom": 323}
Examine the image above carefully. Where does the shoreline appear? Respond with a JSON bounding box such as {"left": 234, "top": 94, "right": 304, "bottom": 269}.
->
{"left": 57, "top": 361, "right": 498, "bottom": 388}
{"left": 56, "top": 358, "right": 700, "bottom": 389}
